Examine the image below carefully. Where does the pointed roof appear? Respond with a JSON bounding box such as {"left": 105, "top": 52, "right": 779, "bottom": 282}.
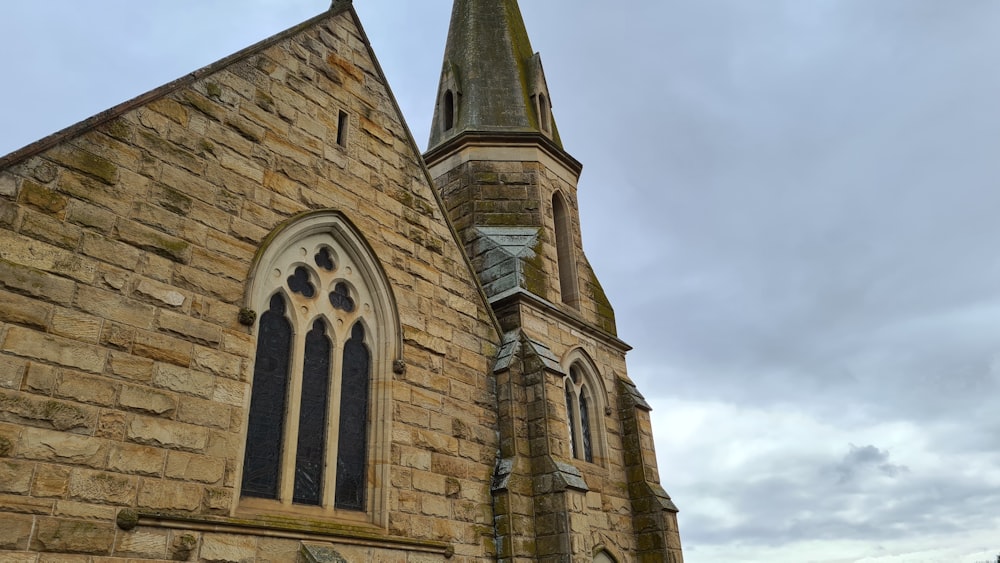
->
{"left": 427, "top": 0, "right": 563, "bottom": 151}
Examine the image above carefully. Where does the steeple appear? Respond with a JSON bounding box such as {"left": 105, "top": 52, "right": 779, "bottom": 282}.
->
{"left": 427, "top": 0, "right": 562, "bottom": 151}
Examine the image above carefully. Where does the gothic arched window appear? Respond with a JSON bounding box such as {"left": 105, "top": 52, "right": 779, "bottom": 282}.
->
{"left": 241, "top": 212, "right": 398, "bottom": 522}
{"left": 565, "top": 366, "right": 594, "bottom": 462}
{"left": 553, "top": 191, "right": 579, "bottom": 308}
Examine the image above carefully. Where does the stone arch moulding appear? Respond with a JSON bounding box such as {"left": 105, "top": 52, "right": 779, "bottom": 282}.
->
{"left": 561, "top": 346, "right": 610, "bottom": 466}
{"left": 239, "top": 209, "right": 401, "bottom": 528}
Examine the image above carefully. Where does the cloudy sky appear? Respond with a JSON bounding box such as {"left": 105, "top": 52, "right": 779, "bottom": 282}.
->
{"left": 3, "top": 1, "right": 1000, "bottom": 561}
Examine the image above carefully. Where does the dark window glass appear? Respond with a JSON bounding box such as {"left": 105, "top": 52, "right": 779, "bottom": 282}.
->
{"left": 335, "top": 323, "right": 370, "bottom": 511}
{"left": 580, "top": 390, "right": 593, "bottom": 463}
{"left": 294, "top": 320, "right": 332, "bottom": 505}
{"left": 443, "top": 90, "right": 455, "bottom": 131}
{"left": 242, "top": 294, "right": 292, "bottom": 499}
{"left": 288, "top": 266, "right": 316, "bottom": 298}
{"left": 329, "top": 283, "right": 355, "bottom": 312}
{"left": 565, "top": 384, "right": 578, "bottom": 459}
{"left": 315, "top": 247, "right": 335, "bottom": 271}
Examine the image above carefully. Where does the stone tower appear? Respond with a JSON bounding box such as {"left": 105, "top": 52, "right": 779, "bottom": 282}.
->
{"left": 424, "top": 1, "right": 685, "bottom": 561}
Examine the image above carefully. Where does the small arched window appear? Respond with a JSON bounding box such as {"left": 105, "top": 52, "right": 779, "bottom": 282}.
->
{"left": 443, "top": 90, "right": 455, "bottom": 132}
{"left": 538, "top": 93, "right": 551, "bottom": 134}
{"left": 553, "top": 192, "right": 578, "bottom": 308}
{"left": 564, "top": 366, "right": 594, "bottom": 463}
{"left": 241, "top": 212, "right": 397, "bottom": 522}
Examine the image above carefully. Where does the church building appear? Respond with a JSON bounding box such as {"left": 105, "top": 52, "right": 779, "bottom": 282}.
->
{"left": 0, "top": 1, "right": 683, "bottom": 561}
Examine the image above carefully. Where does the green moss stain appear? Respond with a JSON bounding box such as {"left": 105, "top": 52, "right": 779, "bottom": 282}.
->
{"left": 521, "top": 232, "right": 548, "bottom": 299}
{"left": 19, "top": 180, "right": 67, "bottom": 214}
{"left": 0, "top": 436, "right": 12, "bottom": 456}
{"left": 587, "top": 265, "right": 616, "bottom": 335}
{"left": 50, "top": 147, "right": 118, "bottom": 185}
{"left": 103, "top": 118, "right": 133, "bottom": 142}
{"left": 206, "top": 82, "right": 223, "bottom": 99}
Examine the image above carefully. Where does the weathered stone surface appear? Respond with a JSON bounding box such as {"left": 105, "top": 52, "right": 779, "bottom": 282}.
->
{"left": 18, "top": 427, "right": 108, "bottom": 468}
{"left": 114, "top": 529, "right": 169, "bottom": 559}
{"left": 0, "top": 513, "right": 33, "bottom": 550}
{"left": 152, "top": 363, "right": 214, "bottom": 399}
{"left": 108, "top": 442, "right": 164, "bottom": 476}
{"left": 0, "top": 288, "right": 51, "bottom": 329}
{"left": 137, "top": 479, "right": 201, "bottom": 511}
{"left": 133, "top": 330, "right": 192, "bottom": 367}
{"left": 67, "top": 468, "right": 137, "bottom": 505}
{"left": 2, "top": 327, "right": 107, "bottom": 374}
{"left": 0, "top": 257, "right": 76, "bottom": 305}
{"left": 157, "top": 309, "right": 222, "bottom": 345}
{"left": 31, "top": 517, "right": 115, "bottom": 554}
{"left": 0, "top": 459, "right": 34, "bottom": 494}
{"left": 32, "top": 463, "right": 70, "bottom": 498}
{"left": 126, "top": 415, "right": 210, "bottom": 452}
{"left": 200, "top": 533, "right": 256, "bottom": 563}
{"left": 0, "top": 355, "right": 27, "bottom": 390}
{"left": 49, "top": 308, "right": 103, "bottom": 343}
{"left": 118, "top": 383, "right": 177, "bottom": 416}
{"left": 0, "top": 389, "right": 97, "bottom": 432}
{"left": 135, "top": 278, "right": 186, "bottom": 307}
{"left": 54, "top": 372, "right": 117, "bottom": 407}
{"left": 165, "top": 451, "right": 225, "bottom": 484}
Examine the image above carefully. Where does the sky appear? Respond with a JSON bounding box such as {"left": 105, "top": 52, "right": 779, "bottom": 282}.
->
{"left": 2, "top": 1, "right": 1000, "bottom": 561}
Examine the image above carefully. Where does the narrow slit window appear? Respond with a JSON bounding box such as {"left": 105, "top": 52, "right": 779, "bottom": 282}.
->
{"left": 553, "top": 192, "right": 579, "bottom": 308}
{"left": 336, "top": 110, "right": 349, "bottom": 147}
{"left": 538, "top": 93, "right": 551, "bottom": 134}
{"left": 443, "top": 90, "right": 455, "bottom": 131}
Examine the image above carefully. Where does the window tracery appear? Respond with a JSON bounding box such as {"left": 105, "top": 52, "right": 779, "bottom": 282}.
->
{"left": 240, "top": 212, "right": 397, "bottom": 522}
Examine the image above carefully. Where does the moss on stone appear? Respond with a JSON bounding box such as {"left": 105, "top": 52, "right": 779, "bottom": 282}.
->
{"left": 205, "top": 82, "right": 223, "bottom": 99}
{"left": 0, "top": 436, "right": 12, "bottom": 456}
{"left": 587, "top": 264, "right": 616, "bottom": 335}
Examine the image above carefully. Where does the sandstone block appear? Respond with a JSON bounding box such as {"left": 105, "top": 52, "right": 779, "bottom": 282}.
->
{"left": 165, "top": 451, "right": 225, "bottom": 485}
{"left": 0, "top": 228, "right": 96, "bottom": 284}
{"left": 0, "top": 259, "right": 75, "bottom": 306}
{"left": 54, "top": 372, "right": 117, "bottom": 407}
{"left": 47, "top": 145, "right": 119, "bottom": 185}
{"left": 116, "top": 220, "right": 191, "bottom": 264}
{"left": 152, "top": 363, "right": 214, "bottom": 399}
{"left": 18, "top": 427, "right": 108, "bottom": 468}
{"left": 199, "top": 533, "right": 256, "bottom": 563}
{"left": 68, "top": 468, "right": 136, "bottom": 505}
{"left": 75, "top": 285, "right": 155, "bottom": 330}
{"left": 127, "top": 415, "right": 210, "bottom": 452}
{"left": 0, "top": 459, "right": 33, "bottom": 494}
{"left": 108, "top": 352, "right": 154, "bottom": 382}
{"left": 49, "top": 308, "right": 103, "bottom": 344}
{"left": 114, "top": 529, "right": 169, "bottom": 559}
{"left": 0, "top": 513, "right": 33, "bottom": 550}
{"left": 32, "top": 464, "right": 70, "bottom": 498}
{"left": 80, "top": 232, "right": 142, "bottom": 270}
{"left": 31, "top": 517, "right": 115, "bottom": 554}
{"left": 108, "top": 443, "right": 164, "bottom": 476}
{"left": 66, "top": 199, "right": 115, "bottom": 232}
{"left": 212, "top": 377, "right": 245, "bottom": 407}
{"left": 23, "top": 362, "right": 57, "bottom": 394}
{"left": 192, "top": 347, "right": 242, "bottom": 380}
{"left": 53, "top": 500, "right": 116, "bottom": 521}
{"left": 0, "top": 389, "right": 97, "bottom": 432}
{"left": 0, "top": 355, "right": 27, "bottom": 390}
{"left": 157, "top": 309, "right": 222, "bottom": 346}
{"left": 133, "top": 330, "right": 192, "bottom": 367}
{"left": 176, "top": 396, "right": 230, "bottom": 430}
{"left": 95, "top": 410, "right": 127, "bottom": 440}
{"left": 0, "top": 491, "right": 53, "bottom": 515}
{"left": 0, "top": 171, "right": 17, "bottom": 198}
{"left": 2, "top": 327, "right": 107, "bottom": 374}
{"left": 118, "top": 384, "right": 176, "bottom": 416}
{"left": 20, "top": 209, "right": 81, "bottom": 250}
{"left": 174, "top": 265, "right": 242, "bottom": 302}
{"left": 137, "top": 479, "right": 201, "bottom": 511}
{"left": 135, "top": 278, "right": 186, "bottom": 308}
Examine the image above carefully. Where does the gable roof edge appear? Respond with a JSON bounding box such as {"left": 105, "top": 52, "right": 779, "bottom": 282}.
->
{"left": 343, "top": 6, "right": 505, "bottom": 340}
{"left": 0, "top": 2, "right": 354, "bottom": 169}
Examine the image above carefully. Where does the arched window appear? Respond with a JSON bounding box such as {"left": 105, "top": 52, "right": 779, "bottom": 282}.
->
{"left": 537, "top": 93, "right": 551, "bottom": 134}
{"left": 562, "top": 351, "right": 608, "bottom": 465}
{"left": 553, "top": 191, "right": 579, "bottom": 308}
{"left": 564, "top": 366, "right": 593, "bottom": 463}
{"left": 443, "top": 90, "right": 455, "bottom": 131}
{"left": 241, "top": 212, "right": 397, "bottom": 522}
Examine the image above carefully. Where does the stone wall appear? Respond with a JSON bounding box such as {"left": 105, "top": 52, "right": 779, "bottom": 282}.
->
{"left": 0, "top": 5, "right": 500, "bottom": 561}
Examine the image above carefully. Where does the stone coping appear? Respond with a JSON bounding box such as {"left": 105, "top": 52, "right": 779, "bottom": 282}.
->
{"left": 116, "top": 509, "right": 454, "bottom": 557}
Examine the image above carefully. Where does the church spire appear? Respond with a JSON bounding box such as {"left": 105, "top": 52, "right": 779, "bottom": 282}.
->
{"left": 427, "top": 0, "right": 562, "bottom": 151}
